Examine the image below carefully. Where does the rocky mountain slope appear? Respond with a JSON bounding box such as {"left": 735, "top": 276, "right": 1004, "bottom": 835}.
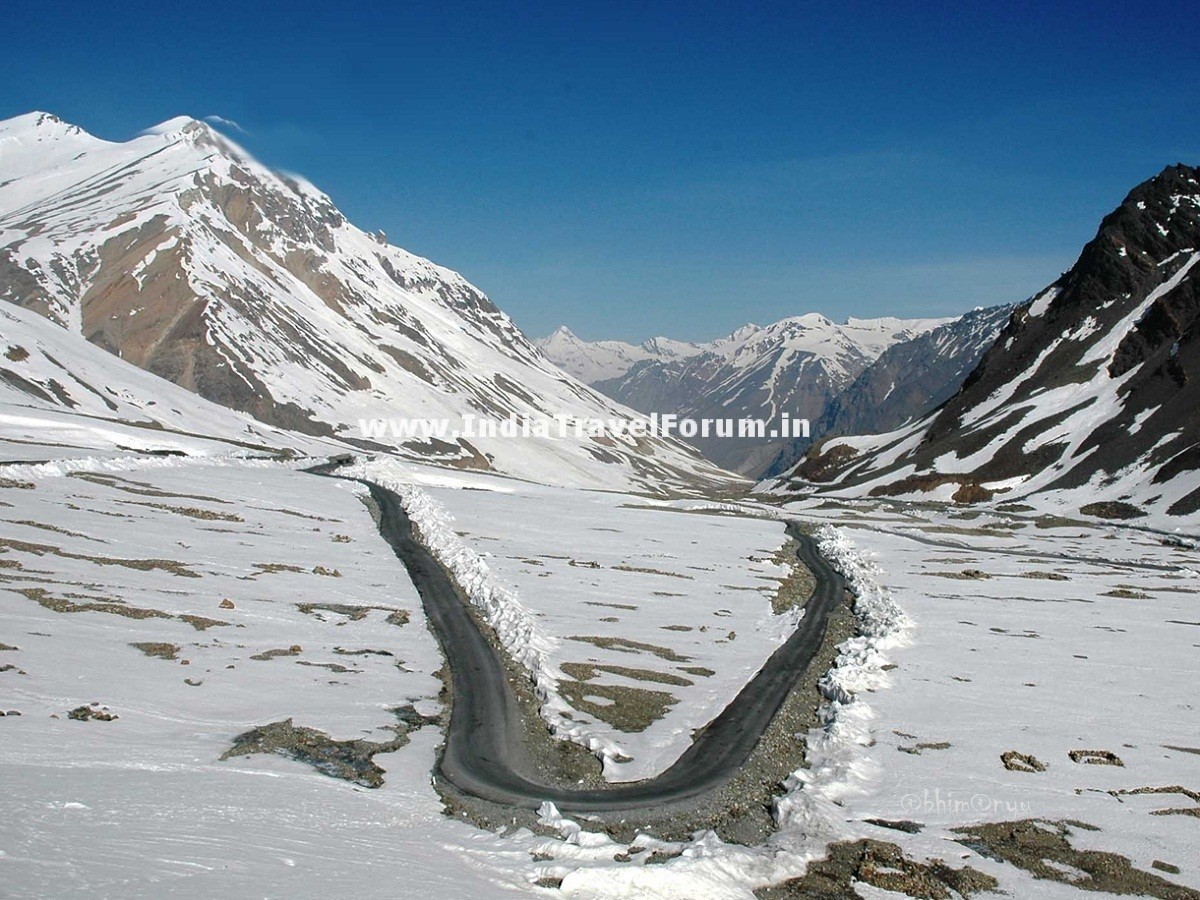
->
{"left": 541, "top": 315, "right": 951, "bottom": 474}
{"left": 0, "top": 300, "right": 336, "bottom": 459}
{"left": 0, "top": 112, "right": 728, "bottom": 491}
{"left": 771, "top": 164, "right": 1200, "bottom": 525}
{"left": 764, "top": 304, "right": 1013, "bottom": 476}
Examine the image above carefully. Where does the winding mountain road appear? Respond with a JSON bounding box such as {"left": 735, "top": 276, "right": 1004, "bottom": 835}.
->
{"left": 314, "top": 465, "right": 847, "bottom": 814}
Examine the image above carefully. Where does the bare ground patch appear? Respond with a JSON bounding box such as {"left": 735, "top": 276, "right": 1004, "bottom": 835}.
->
{"left": 566, "top": 635, "right": 691, "bottom": 662}
{"left": 557, "top": 680, "right": 679, "bottom": 733}
{"left": 756, "top": 838, "right": 998, "bottom": 899}
{"left": 953, "top": 819, "right": 1198, "bottom": 898}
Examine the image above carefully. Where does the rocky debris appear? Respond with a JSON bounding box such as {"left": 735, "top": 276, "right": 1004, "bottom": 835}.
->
{"left": 333, "top": 647, "right": 394, "bottom": 657}
{"left": 1021, "top": 571, "right": 1069, "bottom": 581}
{"left": 1069, "top": 749, "right": 1125, "bottom": 766}
{"left": 250, "top": 645, "right": 302, "bottom": 661}
{"left": 1080, "top": 501, "right": 1146, "bottom": 520}
{"left": 391, "top": 704, "right": 439, "bottom": 729}
{"left": 68, "top": 704, "right": 118, "bottom": 722}
{"left": 953, "top": 819, "right": 1200, "bottom": 899}
{"left": 864, "top": 818, "right": 924, "bottom": 834}
{"left": 129, "top": 641, "right": 181, "bottom": 661}
{"left": 756, "top": 838, "right": 998, "bottom": 899}
{"left": 1110, "top": 785, "right": 1200, "bottom": 818}
{"left": 219, "top": 598, "right": 235, "bottom": 609}
{"left": 220, "top": 718, "right": 409, "bottom": 788}
{"left": 898, "top": 741, "right": 951, "bottom": 755}
{"left": 1104, "top": 588, "right": 1150, "bottom": 599}
{"left": 1001, "top": 750, "right": 1047, "bottom": 773}
{"left": 930, "top": 569, "right": 991, "bottom": 580}
{"left": 295, "top": 602, "right": 408, "bottom": 625}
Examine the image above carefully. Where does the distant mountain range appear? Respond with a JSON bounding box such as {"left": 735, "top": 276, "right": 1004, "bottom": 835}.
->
{"left": 538, "top": 311, "right": 1009, "bottom": 475}
{"left": 763, "top": 305, "right": 1014, "bottom": 477}
{"left": 0, "top": 112, "right": 726, "bottom": 492}
{"left": 768, "top": 163, "right": 1200, "bottom": 525}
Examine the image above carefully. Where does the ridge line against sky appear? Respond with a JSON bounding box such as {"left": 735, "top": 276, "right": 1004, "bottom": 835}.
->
{"left": 4, "top": 0, "right": 1197, "bottom": 343}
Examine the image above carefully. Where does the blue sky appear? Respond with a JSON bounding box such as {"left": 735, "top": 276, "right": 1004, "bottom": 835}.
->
{"left": 4, "top": 1, "right": 1198, "bottom": 342}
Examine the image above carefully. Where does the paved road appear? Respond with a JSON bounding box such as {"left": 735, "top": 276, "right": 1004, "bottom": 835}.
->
{"left": 314, "top": 465, "right": 846, "bottom": 813}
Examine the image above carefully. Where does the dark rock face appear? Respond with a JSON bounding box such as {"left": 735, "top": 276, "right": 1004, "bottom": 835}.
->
{"left": 765, "top": 305, "right": 1013, "bottom": 477}
{"left": 782, "top": 164, "right": 1200, "bottom": 518}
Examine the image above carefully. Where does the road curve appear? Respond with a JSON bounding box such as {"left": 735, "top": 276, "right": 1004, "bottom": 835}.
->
{"left": 314, "top": 467, "right": 846, "bottom": 814}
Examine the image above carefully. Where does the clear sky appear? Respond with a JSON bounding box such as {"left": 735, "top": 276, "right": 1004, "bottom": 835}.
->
{"left": 4, "top": 0, "right": 1198, "bottom": 342}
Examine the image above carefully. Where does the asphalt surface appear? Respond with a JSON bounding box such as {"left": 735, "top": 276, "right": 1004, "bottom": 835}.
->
{"left": 313, "top": 465, "right": 846, "bottom": 813}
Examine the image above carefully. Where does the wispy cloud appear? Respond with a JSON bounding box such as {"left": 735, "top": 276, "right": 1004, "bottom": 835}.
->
{"left": 203, "top": 115, "right": 247, "bottom": 135}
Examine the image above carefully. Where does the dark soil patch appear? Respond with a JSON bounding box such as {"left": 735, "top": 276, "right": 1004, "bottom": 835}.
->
{"left": 953, "top": 819, "right": 1199, "bottom": 898}
{"left": 565, "top": 635, "right": 690, "bottom": 662}
{"left": 558, "top": 680, "right": 678, "bottom": 732}
{"left": 130, "top": 642, "right": 181, "bottom": 661}
{"left": 220, "top": 717, "right": 408, "bottom": 788}
{"left": 757, "top": 838, "right": 998, "bottom": 899}
{"left": 180, "top": 614, "right": 229, "bottom": 631}
{"left": 1080, "top": 501, "right": 1146, "bottom": 520}
{"left": 251, "top": 645, "right": 303, "bottom": 661}
{"left": 560, "top": 661, "right": 693, "bottom": 687}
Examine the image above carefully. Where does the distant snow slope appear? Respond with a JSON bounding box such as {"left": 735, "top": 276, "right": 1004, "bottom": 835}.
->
{"left": 540, "top": 314, "right": 951, "bottom": 475}
{"left": 0, "top": 301, "right": 333, "bottom": 459}
{"left": 772, "top": 164, "right": 1200, "bottom": 528}
{"left": 0, "top": 112, "right": 727, "bottom": 492}
{"left": 534, "top": 326, "right": 704, "bottom": 384}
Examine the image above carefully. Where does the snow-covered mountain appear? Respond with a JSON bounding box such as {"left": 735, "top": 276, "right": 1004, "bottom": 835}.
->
{"left": 771, "top": 164, "right": 1200, "bottom": 526}
{"left": 540, "top": 314, "right": 951, "bottom": 474}
{"left": 764, "top": 304, "right": 1014, "bottom": 476}
{"left": 534, "top": 326, "right": 704, "bottom": 383}
{"left": 0, "top": 112, "right": 728, "bottom": 491}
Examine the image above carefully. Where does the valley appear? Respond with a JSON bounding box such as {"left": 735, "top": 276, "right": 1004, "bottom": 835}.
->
{"left": 1, "top": 109, "right": 1197, "bottom": 899}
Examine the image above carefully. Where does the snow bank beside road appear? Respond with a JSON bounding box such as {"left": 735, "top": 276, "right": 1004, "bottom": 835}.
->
{"left": 775, "top": 525, "right": 911, "bottom": 837}
{"left": 343, "top": 458, "right": 629, "bottom": 769}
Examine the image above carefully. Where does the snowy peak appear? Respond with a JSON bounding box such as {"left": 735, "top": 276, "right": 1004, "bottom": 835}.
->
{"left": 540, "top": 313, "right": 950, "bottom": 389}
{"left": 0, "top": 113, "right": 729, "bottom": 492}
{"left": 0, "top": 111, "right": 87, "bottom": 140}
{"left": 534, "top": 327, "right": 703, "bottom": 383}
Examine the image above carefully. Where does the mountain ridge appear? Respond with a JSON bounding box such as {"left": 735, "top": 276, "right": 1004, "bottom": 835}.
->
{"left": 770, "top": 163, "right": 1200, "bottom": 525}
{"left": 0, "top": 111, "right": 729, "bottom": 491}
{"left": 538, "top": 313, "right": 973, "bottom": 474}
